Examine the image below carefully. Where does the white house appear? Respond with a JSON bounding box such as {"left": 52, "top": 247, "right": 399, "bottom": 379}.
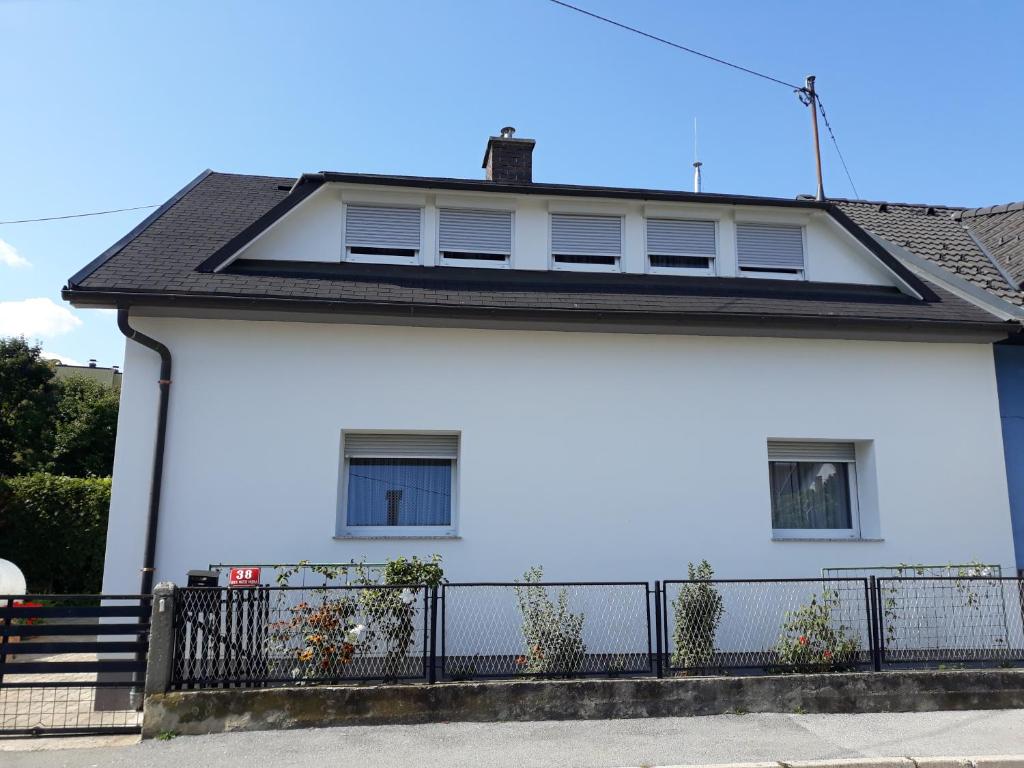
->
{"left": 63, "top": 130, "right": 1020, "bottom": 593}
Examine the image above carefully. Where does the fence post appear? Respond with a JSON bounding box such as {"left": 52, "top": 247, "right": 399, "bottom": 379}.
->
{"left": 654, "top": 581, "right": 664, "bottom": 678}
{"left": 428, "top": 585, "right": 439, "bottom": 684}
{"left": 868, "top": 576, "right": 882, "bottom": 672}
{"left": 145, "top": 582, "right": 177, "bottom": 697}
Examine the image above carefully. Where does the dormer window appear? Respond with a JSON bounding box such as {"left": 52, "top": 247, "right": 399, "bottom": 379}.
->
{"left": 737, "top": 223, "right": 805, "bottom": 278}
{"left": 344, "top": 204, "right": 422, "bottom": 264}
{"left": 551, "top": 213, "right": 622, "bottom": 271}
{"left": 439, "top": 208, "right": 513, "bottom": 268}
{"left": 647, "top": 218, "right": 716, "bottom": 274}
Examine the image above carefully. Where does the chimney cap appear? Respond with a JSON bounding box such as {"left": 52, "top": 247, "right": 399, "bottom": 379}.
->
{"left": 500, "top": 126, "right": 516, "bottom": 138}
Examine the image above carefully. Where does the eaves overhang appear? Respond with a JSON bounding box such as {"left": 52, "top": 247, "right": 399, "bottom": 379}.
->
{"left": 61, "top": 285, "right": 1018, "bottom": 344}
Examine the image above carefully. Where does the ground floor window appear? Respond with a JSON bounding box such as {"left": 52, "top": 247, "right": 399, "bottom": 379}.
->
{"left": 767, "top": 440, "right": 860, "bottom": 539}
{"left": 339, "top": 433, "right": 458, "bottom": 537}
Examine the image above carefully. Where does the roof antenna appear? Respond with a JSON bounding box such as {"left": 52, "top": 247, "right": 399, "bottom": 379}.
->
{"left": 692, "top": 117, "right": 703, "bottom": 193}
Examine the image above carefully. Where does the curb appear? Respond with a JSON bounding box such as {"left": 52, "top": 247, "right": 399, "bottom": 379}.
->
{"left": 625, "top": 758, "right": 1024, "bottom": 768}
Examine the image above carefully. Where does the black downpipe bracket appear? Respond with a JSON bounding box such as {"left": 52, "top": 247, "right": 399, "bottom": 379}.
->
{"left": 117, "top": 309, "right": 172, "bottom": 597}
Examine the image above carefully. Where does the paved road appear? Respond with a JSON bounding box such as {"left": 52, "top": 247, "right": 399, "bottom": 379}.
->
{"left": 5, "top": 710, "right": 1024, "bottom": 768}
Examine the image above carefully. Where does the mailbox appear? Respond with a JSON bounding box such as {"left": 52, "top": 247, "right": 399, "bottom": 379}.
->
{"left": 186, "top": 569, "right": 220, "bottom": 587}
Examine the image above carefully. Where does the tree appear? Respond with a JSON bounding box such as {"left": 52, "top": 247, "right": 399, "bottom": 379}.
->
{"left": 0, "top": 337, "right": 56, "bottom": 477}
{"left": 52, "top": 376, "right": 120, "bottom": 477}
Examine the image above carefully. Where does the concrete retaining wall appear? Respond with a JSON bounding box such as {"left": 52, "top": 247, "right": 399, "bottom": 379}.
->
{"left": 143, "top": 669, "right": 1024, "bottom": 737}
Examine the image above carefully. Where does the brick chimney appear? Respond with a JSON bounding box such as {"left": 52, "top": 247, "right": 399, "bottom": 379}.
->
{"left": 482, "top": 127, "right": 535, "bottom": 184}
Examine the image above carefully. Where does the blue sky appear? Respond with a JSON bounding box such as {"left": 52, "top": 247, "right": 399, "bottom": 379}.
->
{"left": 1, "top": 0, "right": 1021, "bottom": 368}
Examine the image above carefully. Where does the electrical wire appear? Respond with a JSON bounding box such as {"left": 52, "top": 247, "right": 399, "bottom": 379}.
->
{"left": 816, "top": 96, "right": 860, "bottom": 199}
{"left": 0, "top": 204, "right": 160, "bottom": 225}
{"left": 547, "top": 0, "right": 805, "bottom": 91}
{"left": 548, "top": 0, "right": 862, "bottom": 198}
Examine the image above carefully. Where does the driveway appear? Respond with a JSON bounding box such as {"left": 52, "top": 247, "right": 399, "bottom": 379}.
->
{"left": 4, "top": 709, "right": 1024, "bottom": 767}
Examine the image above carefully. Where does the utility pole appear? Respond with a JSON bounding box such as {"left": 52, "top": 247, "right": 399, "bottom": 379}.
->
{"left": 805, "top": 75, "right": 825, "bottom": 201}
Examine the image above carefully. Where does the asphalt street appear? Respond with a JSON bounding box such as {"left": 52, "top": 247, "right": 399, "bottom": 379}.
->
{"left": 4, "top": 709, "right": 1024, "bottom": 768}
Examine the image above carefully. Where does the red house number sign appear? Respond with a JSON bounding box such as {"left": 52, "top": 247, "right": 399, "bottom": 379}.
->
{"left": 228, "top": 567, "right": 261, "bottom": 587}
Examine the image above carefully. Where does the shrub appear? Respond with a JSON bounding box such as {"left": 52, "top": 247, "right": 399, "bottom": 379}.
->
{"left": 513, "top": 565, "right": 586, "bottom": 676}
{"left": 671, "top": 560, "right": 724, "bottom": 670}
{"left": 357, "top": 555, "right": 444, "bottom": 680}
{"left": 775, "top": 589, "right": 860, "bottom": 672}
{"left": 0, "top": 473, "right": 110, "bottom": 593}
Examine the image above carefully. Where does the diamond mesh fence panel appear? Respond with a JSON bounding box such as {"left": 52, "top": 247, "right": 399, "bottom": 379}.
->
{"left": 441, "top": 583, "right": 651, "bottom": 679}
{"left": 0, "top": 684, "right": 142, "bottom": 735}
{"left": 171, "top": 585, "right": 430, "bottom": 689}
{"left": 877, "top": 577, "right": 1024, "bottom": 664}
{"left": 662, "top": 579, "right": 872, "bottom": 673}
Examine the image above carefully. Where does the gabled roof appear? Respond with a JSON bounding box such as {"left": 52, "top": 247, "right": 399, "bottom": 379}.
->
{"left": 61, "top": 171, "right": 1016, "bottom": 340}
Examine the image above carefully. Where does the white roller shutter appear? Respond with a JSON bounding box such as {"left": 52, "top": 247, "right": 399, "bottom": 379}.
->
{"left": 551, "top": 214, "right": 622, "bottom": 257}
{"left": 345, "top": 205, "right": 422, "bottom": 250}
{"left": 439, "top": 208, "right": 512, "bottom": 255}
{"left": 737, "top": 223, "right": 804, "bottom": 270}
{"left": 344, "top": 433, "right": 459, "bottom": 459}
{"left": 767, "top": 440, "right": 856, "bottom": 462}
{"left": 647, "top": 219, "right": 716, "bottom": 256}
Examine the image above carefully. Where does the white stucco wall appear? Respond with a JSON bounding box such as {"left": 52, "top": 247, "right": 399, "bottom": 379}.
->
{"left": 102, "top": 316, "right": 1015, "bottom": 592}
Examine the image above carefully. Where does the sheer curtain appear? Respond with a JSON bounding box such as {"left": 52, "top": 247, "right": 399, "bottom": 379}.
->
{"left": 346, "top": 458, "right": 452, "bottom": 526}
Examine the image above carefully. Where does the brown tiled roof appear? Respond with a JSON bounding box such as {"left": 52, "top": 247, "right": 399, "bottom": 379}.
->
{"left": 62, "top": 171, "right": 1013, "bottom": 336}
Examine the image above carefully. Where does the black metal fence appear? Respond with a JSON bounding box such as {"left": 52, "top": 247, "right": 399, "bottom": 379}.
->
{"left": 660, "top": 578, "right": 874, "bottom": 674}
{"left": 171, "top": 585, "right": 431, "bottom": 688}
{"left": 441, "top": 582, "right": 652, "bottom": 679}
{"left": 875, "top": 576, "right": 1024, "bottom": 666}
{"left": 0, "top": 595, "right": 149, "bottom": 736}
{"left": 166, "top": 576, "right": 1024, "bottom": 690}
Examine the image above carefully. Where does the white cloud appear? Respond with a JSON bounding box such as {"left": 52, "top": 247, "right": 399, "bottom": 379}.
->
{"left": 0, "top": 238, "right": 30, "bottom": 268}
{"left": 0, "top": 298, "right": 82, "bottom": 339}
{"left": 40, "top": 351, "right": 85, "bottom": 367}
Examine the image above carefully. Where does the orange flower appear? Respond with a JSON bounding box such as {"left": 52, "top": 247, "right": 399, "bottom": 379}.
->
{"left": 297, "top": 648, "right": 314, "bottom": 663}
{"left": 798, "top": 636, "right": 808, "bottom": 646}
{"left": 822, "top": 650, "right": 833, "bottom": 660}
{"left": 515, "top": 655, "right": 527, "bottom": 666}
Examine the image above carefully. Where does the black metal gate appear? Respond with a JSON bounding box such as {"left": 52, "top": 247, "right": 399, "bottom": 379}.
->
{"left": 0, "top": 594, "right": 150, "bottom": 736}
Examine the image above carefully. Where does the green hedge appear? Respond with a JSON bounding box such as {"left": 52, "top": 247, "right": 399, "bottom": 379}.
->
{"left": 0, "top": 473, "right": 111, "bottom": 594}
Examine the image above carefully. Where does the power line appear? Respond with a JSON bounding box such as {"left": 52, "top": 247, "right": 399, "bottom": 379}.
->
{"left": 547, "top": 0, "right": 861, "bottom": 198}
{"left": 0, "top": 204, "right": 160, "bottom": 225}
{"left": 816, "top": 96, "right": 860, "bottom": 199}
{"left": 547, "top": 0, "right": 805, "bottom": 91}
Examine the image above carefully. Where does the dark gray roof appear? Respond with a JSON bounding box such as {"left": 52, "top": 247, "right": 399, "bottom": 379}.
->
{"left": 62, "top": 171, "right": 1014, "bottom": 336}
{"left": 835, "top": 199, "right": 1023, "bottom": 306}
{"left": 952, "top": 203, "right": 1024, "bottom": 289}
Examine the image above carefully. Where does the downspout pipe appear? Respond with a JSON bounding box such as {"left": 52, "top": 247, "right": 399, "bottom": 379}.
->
{"left": 117, "top": 309, "right": 171, "bottom": 597}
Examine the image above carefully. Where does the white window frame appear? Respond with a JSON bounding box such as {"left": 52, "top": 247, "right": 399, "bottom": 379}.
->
{"left": 549, "top": 212, "right": 624, "bottom": 273}
{"left": 342, "top": 203, "right": 424, "bottom": 266}
{"left": 437, "top": 207, "right": 514, "bottom": 270}
{"left": 337, "top": 432, "right": 459, "bottom": 539}
{"left": 645, "top": 217, "right": 718, "bottom": 276}
{"left": 736, "top": 222, "right": 807, "bottom": 281}
{"left": 768, "top": 441, "right": 861, "bottom": 540}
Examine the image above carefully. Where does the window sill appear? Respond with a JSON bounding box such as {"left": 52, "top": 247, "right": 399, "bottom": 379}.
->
{"left": 334, "top": 535, "right": 462, "bottom": 541}
{"left": 771, "top": 536, "right": 883, "bottom": 543}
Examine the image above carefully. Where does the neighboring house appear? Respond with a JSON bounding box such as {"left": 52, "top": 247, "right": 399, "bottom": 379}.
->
{"left": 52, "top": 360, "right": 123, "bottom": 390}
{"left": 834, "top": 200, "right": 1024, "bottom": 574}
{"left": 62, "top": 131, "right": 1020, "bottom": 593}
